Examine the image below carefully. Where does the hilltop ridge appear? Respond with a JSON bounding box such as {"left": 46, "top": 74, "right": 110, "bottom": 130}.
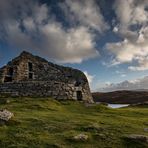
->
{"left": 92, "top": 90, "right": 148, "bottom": 104}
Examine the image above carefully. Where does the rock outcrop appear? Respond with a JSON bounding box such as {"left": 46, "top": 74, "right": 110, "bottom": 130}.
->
{"left": 0, "top": 109, "right": 13, "bottom": 122}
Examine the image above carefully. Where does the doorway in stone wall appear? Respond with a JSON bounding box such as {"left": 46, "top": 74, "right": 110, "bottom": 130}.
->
{"left": 77, "top": 91, "right": 82, "bottom": 101}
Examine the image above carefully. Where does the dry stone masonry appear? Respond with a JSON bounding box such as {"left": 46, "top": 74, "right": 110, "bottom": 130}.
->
{"left": 0, "top": 51, "right": 93, "bottom": 103}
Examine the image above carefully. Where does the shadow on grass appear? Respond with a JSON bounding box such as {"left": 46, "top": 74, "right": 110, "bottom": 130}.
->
{"left": 122, "top": 137, "right": 148, "bottom": 148}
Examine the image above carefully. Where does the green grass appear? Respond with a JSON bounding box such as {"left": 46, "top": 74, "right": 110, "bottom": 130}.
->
{"left": 0, "top": 97, "right": 148, "bottom": 148}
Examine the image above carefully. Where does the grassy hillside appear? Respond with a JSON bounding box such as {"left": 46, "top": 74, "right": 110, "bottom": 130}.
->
{"left": 0, "top": 97, "right": 148, "bottom": 148}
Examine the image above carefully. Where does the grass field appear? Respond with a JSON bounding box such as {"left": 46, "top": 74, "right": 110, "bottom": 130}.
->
{"left": 0, "top": 97, "right": 148, "bottom": 148}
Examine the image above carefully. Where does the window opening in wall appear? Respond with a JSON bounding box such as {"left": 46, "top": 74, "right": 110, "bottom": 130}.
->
{"left": 28, "top": 62, "right": 33, "bottom": 79}
{"left": 8, "top": 67, "right": 13, "bottom": 76}
{"left": 4, "top": 67, "right": 13, "bottom": 82}
{"left": 28, "top": 62, "right": 33, "bottom": 71}
{"left": 29, "top": 72, "right": 33, "bottom": 79}
{"left": 77, "top": 91, "right": 82, "bottom": 101}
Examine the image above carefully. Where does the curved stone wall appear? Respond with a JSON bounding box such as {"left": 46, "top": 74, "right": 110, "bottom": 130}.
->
{"left": 0, "top": 51, "right": 93, "bottom": 103}
{"left": 0, "top": 81, "right": 93, "bottom": 103}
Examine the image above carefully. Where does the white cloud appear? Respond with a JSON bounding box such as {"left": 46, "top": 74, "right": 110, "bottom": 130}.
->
{"left": 113, "top": 26, "right": 119, "bottom": 33}
{"left": 40, "top": 24, "right": 98, "bottom": 63}
{"left": 106, "top": 0, "right": 148, "bottom": 71}
{"left": 100, "top": 76, "right": 148, "bottom": 92}
{"left": 0, "top": 0, "right": 102, "bottom": 64}
{"left": 105, "top": 81, "right": 111, "bottom": 86}
{"left": 115, "top": 70, "right": 126, "bottom": 77}
{"left": 106, "top": 38, "right": 148, "bottom": 63}
{"left": 84, "top": 71, "right": 94, "bottom": 84}
{"left": 129, "top": 57, "right": 148, "bottom": 71}
{"left": 60, "top": 0, "right": 108, "bottom": 32}
{"left": 114, "top": 0, "right": 148, "bottom": 34}
{"left": 121, "top": 74, "right": 126, "bottom": 77}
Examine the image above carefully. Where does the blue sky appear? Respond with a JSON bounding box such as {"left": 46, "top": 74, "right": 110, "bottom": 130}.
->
{"left": 0, "top": 0, "right": 148, "bottom": 91}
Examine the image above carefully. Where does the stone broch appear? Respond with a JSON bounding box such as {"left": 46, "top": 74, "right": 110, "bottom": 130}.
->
{"left": 0, "top": 51, "right": 93, "bottom": 103}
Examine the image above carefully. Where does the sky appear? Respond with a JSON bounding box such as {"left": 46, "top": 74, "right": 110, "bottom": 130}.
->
{"left": 0, "top": 0, "right": 148, "bottom": 92}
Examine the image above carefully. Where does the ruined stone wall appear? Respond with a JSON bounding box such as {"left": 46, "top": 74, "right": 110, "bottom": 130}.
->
{"left": 14, "top": 55, "right": 60, "bottom": 81}
{"left": 0, "top": 81, "right": 93, "bottom": 103}
{"left": 0, "top": 67, "right": 5, "bottom": 84}
{"left": 0, "top": 51, "right": 93, "bottom": 103}
{"left": 0, "top": 52, "right": 87, "bottom": 83}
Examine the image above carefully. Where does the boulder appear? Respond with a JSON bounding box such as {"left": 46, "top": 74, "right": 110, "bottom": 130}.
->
{"left": 0, "top": 109, "right": 14, "bottom": 122}
{"left": 144, "top": 128, "right": 148, "bottom": 132}
{"left": 73, "top": 134, "right": 88, "bottom": 141}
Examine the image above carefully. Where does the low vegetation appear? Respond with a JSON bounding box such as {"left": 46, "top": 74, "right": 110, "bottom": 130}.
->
{"left": 0, "top": 97, "right": 148, "bottom": 148}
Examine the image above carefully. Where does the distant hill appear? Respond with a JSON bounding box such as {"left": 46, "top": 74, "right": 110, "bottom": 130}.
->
{"left": 92, "top": 90, "right": 148, "bottom": 104}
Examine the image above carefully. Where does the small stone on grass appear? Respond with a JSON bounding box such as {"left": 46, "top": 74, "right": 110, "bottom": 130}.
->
{"left": 73, "top": 133, "right": 89, "bottom": 141}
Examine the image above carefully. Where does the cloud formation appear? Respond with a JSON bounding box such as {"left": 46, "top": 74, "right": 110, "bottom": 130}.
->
{"left": 106, "top": 0, "right": 148, "bottom": 71}
{"left": 60, "top": 0, "right": 108, "bottom": 32}
{"left": 0, "top": 0, "right": 107, "bottom": 63}
{"left": 100, "top": 76, "right": 148, "bottom": 92}
{"left": 0, "top": 0, "right": 148, "bottom": 73}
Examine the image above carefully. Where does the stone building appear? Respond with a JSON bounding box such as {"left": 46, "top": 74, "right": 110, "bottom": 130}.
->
{"left": 0, "top": 51, "right": 93, "bottom": 103}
